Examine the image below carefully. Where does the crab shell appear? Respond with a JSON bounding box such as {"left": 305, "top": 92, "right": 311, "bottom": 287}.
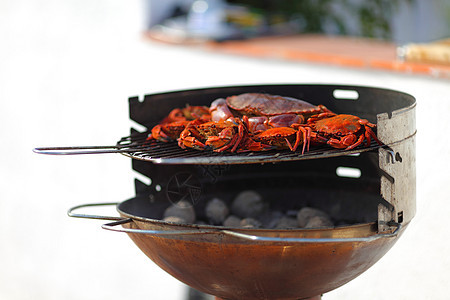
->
{"left": 160, "top": 105, "right": 210, "bottom": 124}
{"left": 181, "top": 105, "right": 210, "bottom": 121}
{"left": 150, "top": 121, "right": 189, "bottom": 142}
{"left": 178, "top": 120, "right": 244, "bottom": 152}
{"left": 309, "top": 114, "right": 364, "bottom": 135}
{"left": 253, "top": 127, "right": 298, "bottom": 150}
{"left": 150, "top": 106, "right": 210, "bottom": 141}
{"left": 226, "top": 93, "right": 330, "bottom": 117}
{"left": 308, "top": 114, "right": 381, "bottom": 150}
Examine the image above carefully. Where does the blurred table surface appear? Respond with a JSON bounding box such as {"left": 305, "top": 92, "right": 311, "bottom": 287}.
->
{"left": 147, "top": 30, "right": 450, "bottom": 79}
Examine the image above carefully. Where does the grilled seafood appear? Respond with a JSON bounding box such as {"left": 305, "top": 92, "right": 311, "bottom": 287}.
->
{"left": 307, "top": 113, "right": 382, "bottom": 150}
{"left": 178, "top": 119, "right": 245, "bottom": 152}
{"left": 226, "top": 93, "right": 330, "bottom": 118}
{"left": 149, "top": 106, "right": 210, "bottom": 142}
{"left": 252, "top": 125, "right": 311, "bottom": 153}
{"left": 148, "top": 93, "right": 380, "bottom": 153}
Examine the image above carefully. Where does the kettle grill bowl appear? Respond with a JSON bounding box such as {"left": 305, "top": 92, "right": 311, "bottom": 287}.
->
{"left": 116, "top": 193, "right": 404, "bottom": 300}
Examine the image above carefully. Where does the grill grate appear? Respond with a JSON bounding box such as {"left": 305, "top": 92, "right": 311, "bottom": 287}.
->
{"left": 117, "top": 131, "right": 384, "bottom": 165}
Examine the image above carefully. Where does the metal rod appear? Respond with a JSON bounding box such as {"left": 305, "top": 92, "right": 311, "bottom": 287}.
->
{"left": 221, "top": 222, "right": 401, "bottom": 243}
{"left": 67, "top": 202, "right": 124, "bottom": 221}
{"left": 101, "top": 220, "right": 221, "bottom": 236}
{"left": 32, "top": 144, "right": 156, "bottom": 155}
{"left": 100, "top": 217, "right": 401, "bottom": 243}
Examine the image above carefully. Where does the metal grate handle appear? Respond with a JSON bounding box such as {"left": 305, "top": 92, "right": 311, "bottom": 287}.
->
{"left": 68, "top": 202, "right": 401, "bottom": 243}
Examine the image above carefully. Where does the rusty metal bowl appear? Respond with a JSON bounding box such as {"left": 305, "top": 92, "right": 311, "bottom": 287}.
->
{"left": 69, "top": 199, "right": 404, "bottom": 300}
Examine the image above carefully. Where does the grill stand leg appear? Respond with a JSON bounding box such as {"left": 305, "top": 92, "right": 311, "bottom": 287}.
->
{"left": 214, "top": 296, "right": 321, "bottom": 300}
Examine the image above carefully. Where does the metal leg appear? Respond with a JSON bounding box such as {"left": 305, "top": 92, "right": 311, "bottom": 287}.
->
{"left": 215, "top": 295, "right": 321, "bottom": 300}
{"left": 186, "top": 287, "right": 214, "bottom": 300}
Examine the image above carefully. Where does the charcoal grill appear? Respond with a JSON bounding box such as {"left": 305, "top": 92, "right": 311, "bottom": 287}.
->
{"left": 36, "top": 84, "right": 416, "bottom": 300}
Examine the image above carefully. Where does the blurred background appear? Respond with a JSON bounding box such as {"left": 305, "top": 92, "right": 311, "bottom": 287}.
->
{"left": 144, "top": 0, "right": 450, "bottom": 43}
{"left": 1, "top": 0, "right": 449, "bottom": 299}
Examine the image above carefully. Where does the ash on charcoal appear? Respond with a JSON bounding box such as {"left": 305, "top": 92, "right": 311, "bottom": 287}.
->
{"left": 205, "top": 198, "right": 229, "bottom": 225}
{"left": 231, "top": 190, "right": 266, "bottom": 219}
{"left": 297, "top": 207, "right": 333, "bottom": 228}
{"left": 163, "top": 216, "right": 188, "bottom": 224}
{"left": 163, "top": 200, "right": 196, "bottom": 224}
{"left": 159, "top": 191, "right": 339, "bottom": 229}
{"left": 223, "top": 215, "right": 241, "bottom": 227}
{"left": 240, "top": 218, "right": 262, "bottom": 228}
{"left": 275, "top": 216, "right": 299, "bottom": 229}
{"left": 260, "top": 210, "right": 284, "bottom": 229}
{"left": 305, "top": 215, "right": 334, "bottom": 228}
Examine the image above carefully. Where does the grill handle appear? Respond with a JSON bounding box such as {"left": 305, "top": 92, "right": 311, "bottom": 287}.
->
{"left": 220, "top": 224, "right": 401, "bottom": 243}
{"left": 33, "top": 146, "right": 135, "bottom": 155}
{"left": 67, "top": 203, "right": 231, "bottom": 236}
{"left": 102, "top": 219, "right": 401, "bottom": 243}
{"left": 67, "top": 202, "right": 124, "bottom": 221}
{"left": 68, "top": 203, "right": 401, "bottom": 243}
{"left": 101, "top": 220, "right": 401, "bottom": 243}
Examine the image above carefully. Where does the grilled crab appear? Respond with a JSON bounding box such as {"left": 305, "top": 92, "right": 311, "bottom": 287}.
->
{"left": 151, "top": 121, "right": 190, "bottom": 142}
{"left": 226, "top": 93, "right": 331, "bottom": 118}
{"left": 149, "top": 93, "right": 380, "bottom": 154}
{"left": 149, "top": 106, "right": 210, "bottom": 142}
{"left": 252, "top": 125, "right": 311, "bottom": 153}
{"left": 160, "top": 105, "right": 210, "bottom": 124}
{"left": 178, "top": 119, "right": 246, "bottom": 152}
{"left": 307, "top": 113, "right": 382, "bottom": 150}
{"left": 208, "top": 93, "right": 325, "bottom": 153}
{"left": 211, "top": 93, "right": 331, "bottom": 130}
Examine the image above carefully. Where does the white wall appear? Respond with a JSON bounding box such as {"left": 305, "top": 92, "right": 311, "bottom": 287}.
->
{"left": 392, "top": 0, "right": 450, "bottom": 43}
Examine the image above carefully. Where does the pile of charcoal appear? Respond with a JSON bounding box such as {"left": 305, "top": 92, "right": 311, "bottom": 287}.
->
{"left": 162, "top": 190, "right": 334, "bottom": 229}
